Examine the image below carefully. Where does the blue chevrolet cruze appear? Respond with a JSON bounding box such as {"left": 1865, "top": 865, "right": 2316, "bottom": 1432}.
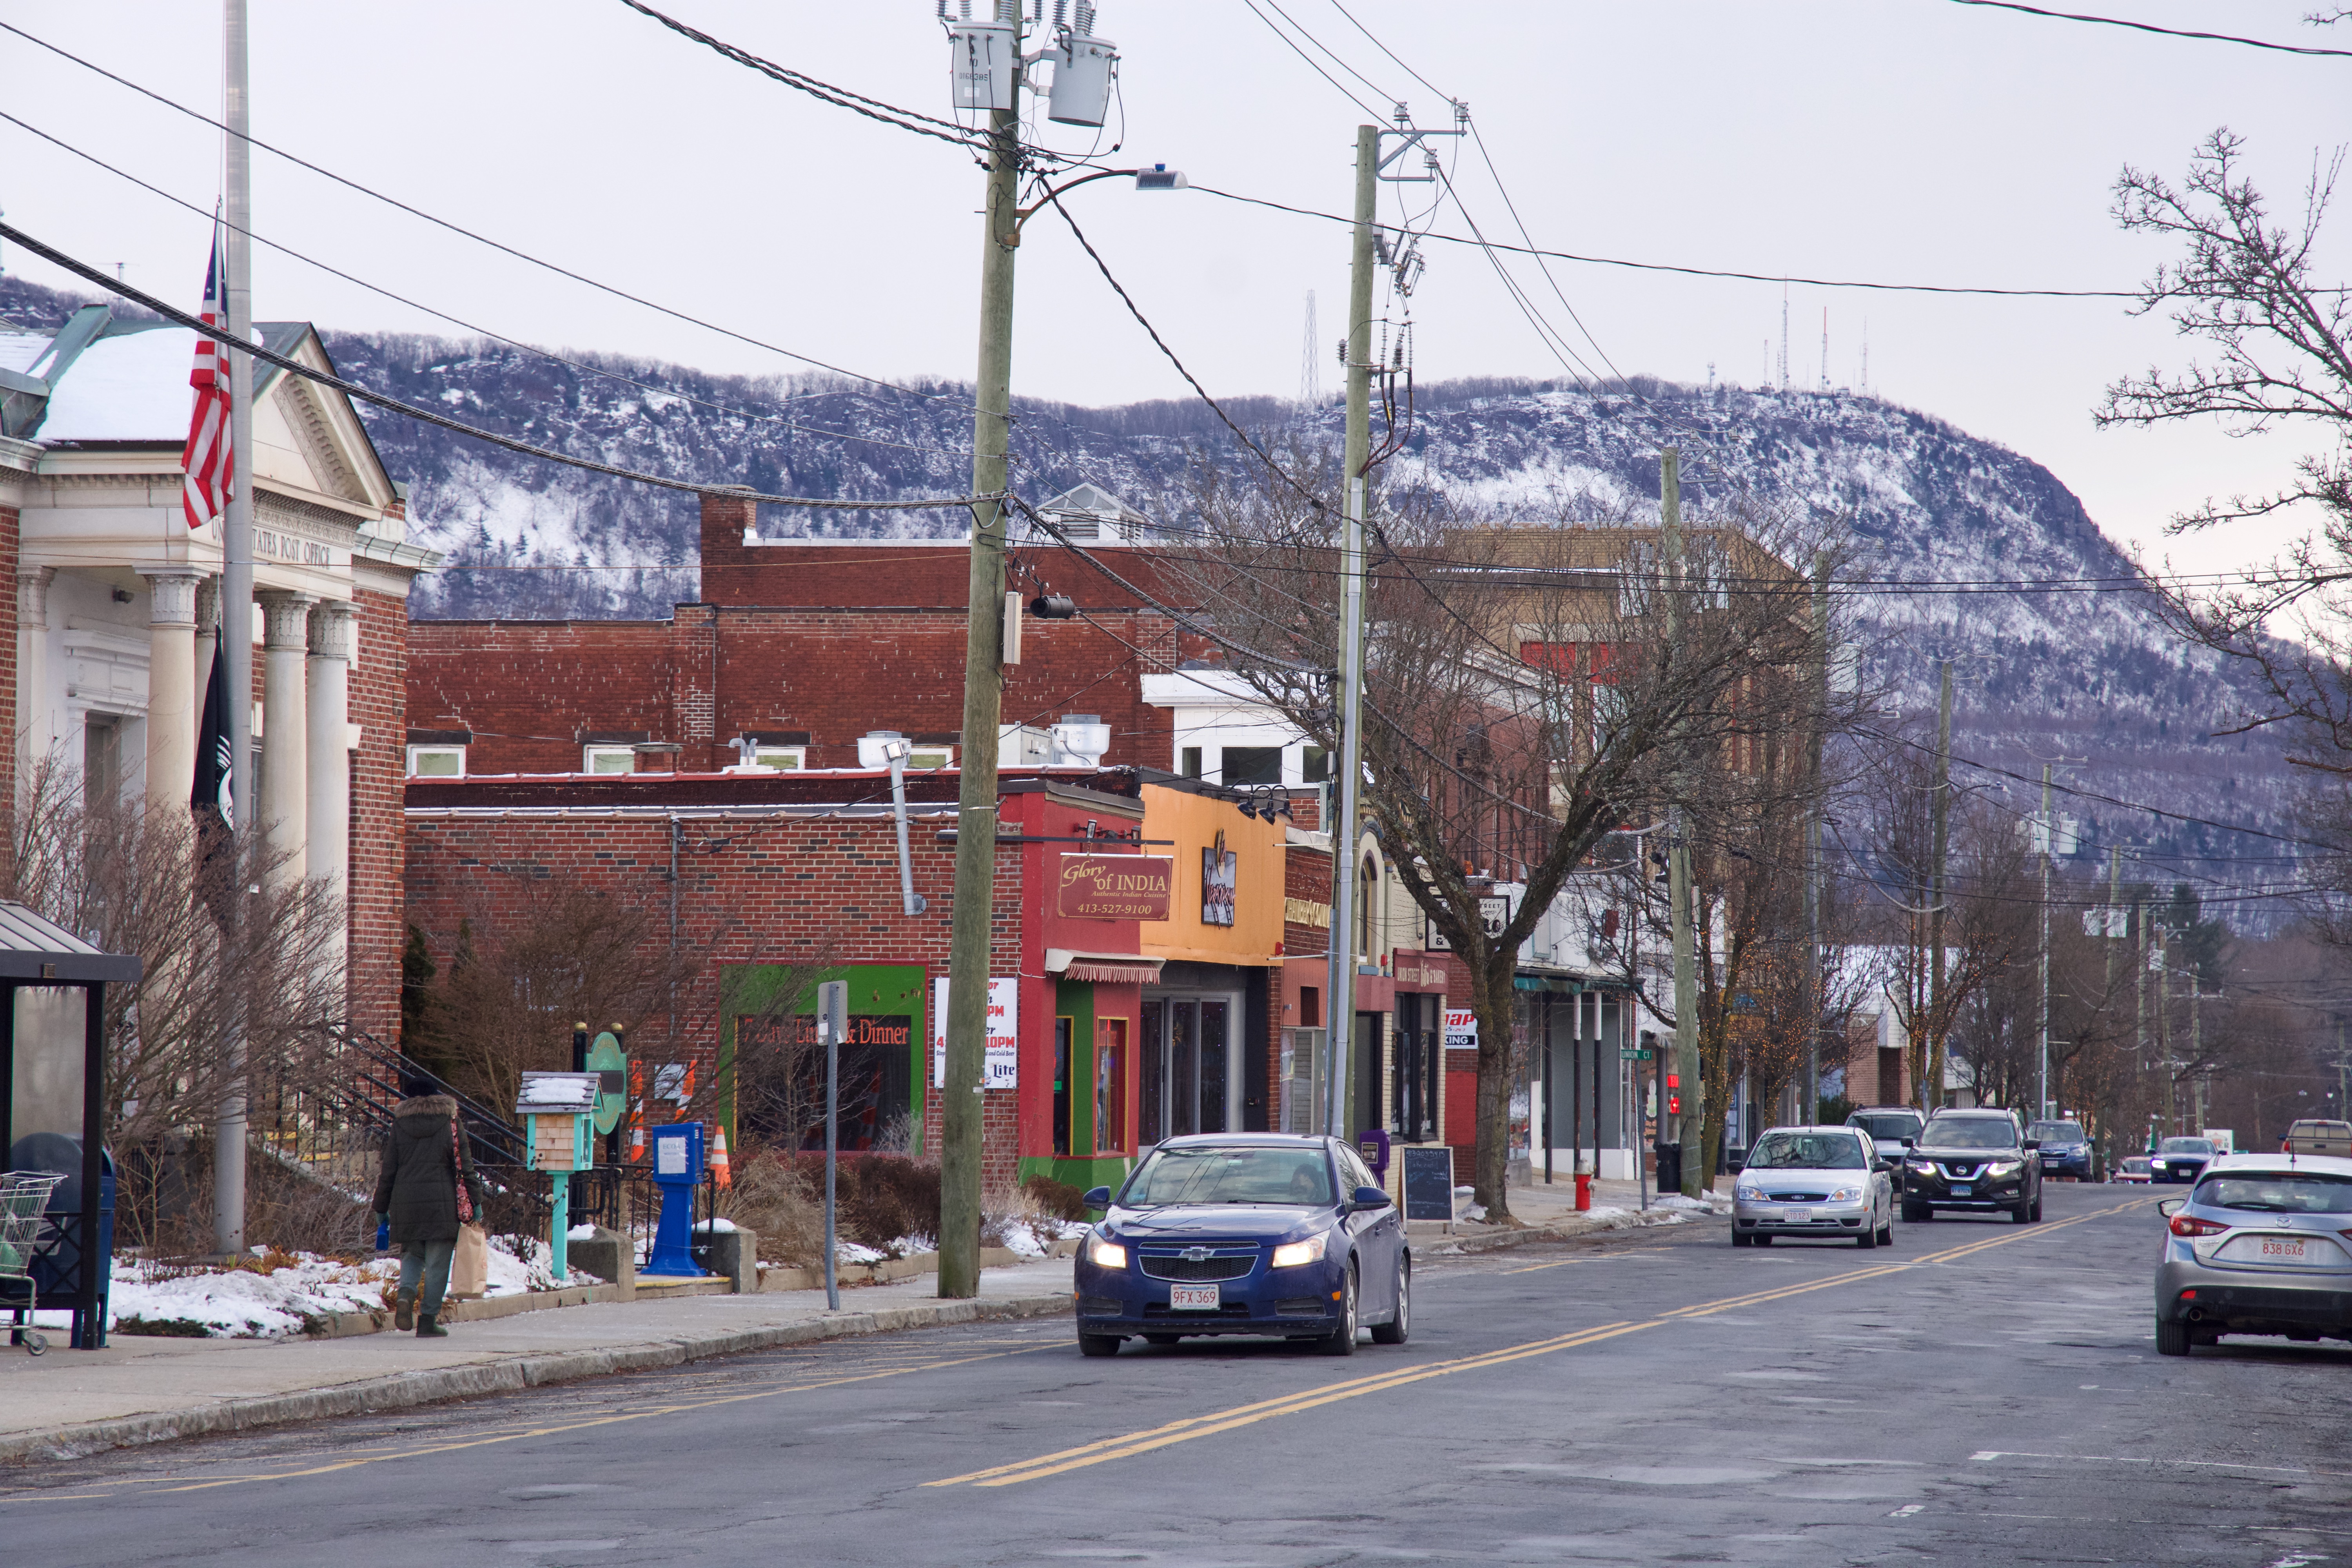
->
{"left": 1073, "top": 1134, "right": 1409, "bottom": 1357}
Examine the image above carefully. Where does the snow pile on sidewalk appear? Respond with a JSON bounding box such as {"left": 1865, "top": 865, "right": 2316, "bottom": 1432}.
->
{"left": 991, "top": 1214, "right": 1089, "bottom": 1259}
{"left": 1650, "top": 1191, "right": 1737, "bottom": 1216}
{"left": 96, "top": 1251, "right": 400, "bottom": 1339}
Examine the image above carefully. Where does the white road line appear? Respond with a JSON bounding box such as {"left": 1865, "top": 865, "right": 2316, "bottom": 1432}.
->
{"left": 1887, "top": 1503, "right": 1924, "bottom": 1517}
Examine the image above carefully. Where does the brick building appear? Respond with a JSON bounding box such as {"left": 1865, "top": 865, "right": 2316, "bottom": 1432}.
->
{"left": 0, "top": 301, "right": 436, "bottom": 1037}
{"left": 405, "top": 492, "right": 1187, "bottom": 777}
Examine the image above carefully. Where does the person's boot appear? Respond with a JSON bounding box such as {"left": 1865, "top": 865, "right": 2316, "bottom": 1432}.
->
{"left": 415, "top": 1312, "right": 448, "bottom": 1339}
{"left": 394, "top": 1291, "right": 415, "bottom": 1333}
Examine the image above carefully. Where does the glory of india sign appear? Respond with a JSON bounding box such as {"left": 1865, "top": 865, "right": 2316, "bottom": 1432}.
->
{"left": 1056, "top": 853, "right": 1176, "bottom": 920}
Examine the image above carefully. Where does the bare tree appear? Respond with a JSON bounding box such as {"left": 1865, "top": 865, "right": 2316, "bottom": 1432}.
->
{"left": 1131, "top": 456, "right": 1834, "bottom": 1217}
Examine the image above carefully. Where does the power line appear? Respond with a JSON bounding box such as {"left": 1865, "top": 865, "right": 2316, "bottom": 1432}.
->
{"left": 0, "top": 20, "right": 979, "bottom": 410}
{"left": 0, "top": 221, "right": 991, "bottom": 514}
{"left": 0, "top": 107, "right": 970, "bottom": 461}
{"left": 1240, "top": 0, "right": 1391, "bottom": 121}
{"left": 1946, "top": 0, "right": 2352, "bottom": 58}
{"left": 612, "top": 0, "right": 991, "bottom": 148}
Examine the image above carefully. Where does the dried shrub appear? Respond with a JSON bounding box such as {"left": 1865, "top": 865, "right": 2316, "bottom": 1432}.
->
{"left": 718, "top": 1151, "right": 825, "bottom": 1267}
{"left": 761, "top": 1151, "right": 941, "bottom": 1253}
{"left": 1018, "top": 1172, "right": 1091, "bottom": 1223}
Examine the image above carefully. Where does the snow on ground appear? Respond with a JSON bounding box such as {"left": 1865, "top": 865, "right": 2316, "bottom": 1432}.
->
{"left": 30, "top": 1239, "right": 602, "bottom": 1339}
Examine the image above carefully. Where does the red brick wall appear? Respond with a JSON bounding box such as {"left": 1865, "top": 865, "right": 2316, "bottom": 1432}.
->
{"left": 348, "top": 588, "right": 408, "bottom": 1040}
{"left": 0, "top": 504, "right": 16, "bottom": 806}
{"left": 405, "top": 806, "right": 1027, "bottom": 1179}
{"left": 408, "top": 608, "right": 1179, "bottom": 778}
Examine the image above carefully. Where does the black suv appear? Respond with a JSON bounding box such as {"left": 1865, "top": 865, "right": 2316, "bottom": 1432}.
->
{"left": 1900, "top": 1110, "right": 2043, "bottom": 1223}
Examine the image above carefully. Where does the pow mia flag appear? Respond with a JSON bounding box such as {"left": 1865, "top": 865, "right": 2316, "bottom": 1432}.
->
{"left": 192, "top": 637, "right": 235, "bottom": 923}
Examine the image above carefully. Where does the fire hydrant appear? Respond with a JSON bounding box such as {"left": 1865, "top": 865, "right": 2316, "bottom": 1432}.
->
{"left": 1573, "top": 1171, "right": 1593, "bottom": 1212}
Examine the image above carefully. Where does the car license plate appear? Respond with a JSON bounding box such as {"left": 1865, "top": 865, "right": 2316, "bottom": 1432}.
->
{"left": 2260, "top": 1238, "right": 2310, "bottom": 1263}
{"left": 1785, "top": 1209, "right": 1812, "bottom": 1224}
{"left": 1951, "top": 1184, "right": 1972, "bottom": 1196}
{"left": 1169, "top": 1283, "right": 1220, "bottom": 1311}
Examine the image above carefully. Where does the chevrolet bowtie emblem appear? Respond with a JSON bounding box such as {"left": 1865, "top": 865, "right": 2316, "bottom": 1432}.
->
{"left": 1181, "top": 1247, "right": 1212, "bottom": 1263}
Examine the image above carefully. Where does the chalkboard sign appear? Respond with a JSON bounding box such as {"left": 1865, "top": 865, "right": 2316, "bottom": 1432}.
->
{"left": 1401, "top": 1145, "right": 1455, "bottom": 1223}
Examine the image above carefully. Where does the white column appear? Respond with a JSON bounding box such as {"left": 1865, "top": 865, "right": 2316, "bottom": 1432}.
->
{"left": 139, "top": 570, "right": 203, "bottom": 817}
{"left": 305, "top": 602, "right": 352, "bottom": 891}
{"left": 256, "top": 589, "right": 313, "bottom": 882}
{"left": 15, "top": 567, "right": 53, "bottom": 796}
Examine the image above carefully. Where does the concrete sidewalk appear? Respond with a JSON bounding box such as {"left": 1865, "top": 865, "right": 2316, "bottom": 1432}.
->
{"left": 0, "top": 1259, "right": 1074, "bottom": 1465}
{"left": 1420, "top": 1174, "right": 1729, "bottom": 1254}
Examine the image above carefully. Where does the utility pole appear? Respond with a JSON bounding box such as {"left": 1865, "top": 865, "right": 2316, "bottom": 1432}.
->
{"left": 2156, "top": 926, "right": 2176, "bottom": 1137}
{"left": 214, "top": 0, "right": 257, "bottom": 1259}
{"left": 2037, "top": 764, "right": 2053, "bottom": 1123}
{"left": 1323, "top": 122, "right": 1376, "bottom": 1140}
{"left": 938, "top": 2, "right": 1024, "bottom": 1299}
{"left": 1924, "top": 659, "right": 1952, "bottom": 1112}
{"left": 1662, "top": 448, "right": 1699, "bottom": 1193}
{"left": 2189, "top": 980, "right": 2203, "bottom": 1135}
{"left": 1804, "top": 552, "right": 1828, "bottom": 1124}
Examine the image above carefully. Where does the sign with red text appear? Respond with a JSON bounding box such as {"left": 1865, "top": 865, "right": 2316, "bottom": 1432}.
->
{"left": 931, "top": 976, "right": 1018, "bottom": 1090}
{"left": 1055, "top": 854, "right": 1175, "bottom": 921}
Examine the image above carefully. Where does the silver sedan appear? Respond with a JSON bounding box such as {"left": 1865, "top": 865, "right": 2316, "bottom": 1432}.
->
{"left": 1733, "top": 1125, "right": 1897, "bottom": 1249}
{"left": 2154, "top": 1152, "right": 2352, "bottom": 1355}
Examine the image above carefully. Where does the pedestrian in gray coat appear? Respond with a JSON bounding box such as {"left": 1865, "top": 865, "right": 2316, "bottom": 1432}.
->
{"left": 371, "top": 1068, "right": 487, "bottom": 1337}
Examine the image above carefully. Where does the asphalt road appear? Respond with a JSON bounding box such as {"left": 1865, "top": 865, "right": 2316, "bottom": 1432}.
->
{"left": 7, "top": 1184, "right": 2352, "bottom": 1566}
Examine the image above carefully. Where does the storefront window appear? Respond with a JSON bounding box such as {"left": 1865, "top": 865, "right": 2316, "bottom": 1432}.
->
{"left": 1094, "top": 1018, "right": 1127, "bottom": 1153}
{"left": 1053, "top": 1017, "right": 1074, "bottom": 1157}
{"left": 1137, "top": 996, "right": 1231, "bottom": 1143}
{"left": 1140, "top": 1001, "right": 1165, "bottom": 1145}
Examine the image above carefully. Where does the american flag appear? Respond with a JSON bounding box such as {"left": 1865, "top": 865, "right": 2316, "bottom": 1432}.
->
{"left": 179, "top": 215, "right": 232, "bottom": 530}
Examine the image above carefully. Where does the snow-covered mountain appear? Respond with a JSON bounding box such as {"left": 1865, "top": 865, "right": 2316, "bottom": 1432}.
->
{"left": 0, "top": 273, "right": 2291, "bottom": 884}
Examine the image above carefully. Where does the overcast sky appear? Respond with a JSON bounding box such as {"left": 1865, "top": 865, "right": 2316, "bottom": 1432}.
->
{"left": 1, "top": 1, "right": 2343, "bottom": 574}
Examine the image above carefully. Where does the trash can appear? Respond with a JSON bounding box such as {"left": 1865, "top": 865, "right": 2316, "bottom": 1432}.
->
{"left": 1654, "top": 1142, "right": 1682, "bottom": 1194}
{"left": 7, "top": 1132, "right": 113, "bottom": 1350}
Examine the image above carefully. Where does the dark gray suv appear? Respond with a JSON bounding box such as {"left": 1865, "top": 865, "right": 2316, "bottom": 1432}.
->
{"left": 1900, "top": 1109, "right": 2043, "bottom": 1223}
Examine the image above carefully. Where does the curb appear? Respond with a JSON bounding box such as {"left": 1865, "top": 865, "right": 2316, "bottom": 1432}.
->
{"left": 0, "top": 1292, "right": 1075, "bottom": 1467}
{"left": 1431, "top": 1203, "right": 1727, "bottom": 1256}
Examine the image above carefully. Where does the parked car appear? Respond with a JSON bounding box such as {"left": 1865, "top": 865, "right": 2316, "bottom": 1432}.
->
{"left": 2149, "top": 1136, "right": 2220, "bottom": 1185}
{"left": 1846, "top": 1106, "right": 1925, "bottom": 1155}
{"left": 1071, "top": 1135, "right": 1407, "bottom": 1357}
{"left": 1901, "top": 1109, "right": 2043, "bottom": 1223}
{"left": 2027, "top": 1120, "right": 2094, "bottom": 1181}
{"left": 1731, "top": 1125, "right": 1896, "bottom": 1248}
{"left": 2112, "top": 1155, "right": 2152, "bottom": 1184}
{"left": 2154, "top": 1152, "right": 2352, "bottom": 1355}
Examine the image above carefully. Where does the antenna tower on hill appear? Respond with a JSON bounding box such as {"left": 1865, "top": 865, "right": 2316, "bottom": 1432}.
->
{"left": 1820, "top": 307, "right": 1829, "bottom": 393}
{"left": 1779, "top": 283, "right": 1789, "bottom": 390}
{"left": 1298, "top": 289, "right": 1320, "bottom": 412}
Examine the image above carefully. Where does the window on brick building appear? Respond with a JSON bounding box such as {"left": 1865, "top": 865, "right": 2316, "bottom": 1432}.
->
{"left": 1301, "top": 745, "right": 1329, "bottom": 783}
{"left": 751, "top": 745, "right": 806, "bottom": 770}
{"left": 1180, "top": 746, "right": 1203, "bottom": 779}
{"left": 583, "top": 746, "right": 637, "bottom": 774}
{"left": 1222, "top": 746, "right": 1282, "bottom": 786}
{"left": 907, "top": 746, "right": 954, "bottom": 770}
{"left": 406, "top": 745, "right": 465, "bottom": 777}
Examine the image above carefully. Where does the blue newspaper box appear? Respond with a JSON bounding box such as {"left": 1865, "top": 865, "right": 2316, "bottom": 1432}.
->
{"left": 644, "top": 1122, "right": 706, "bottom": 1277}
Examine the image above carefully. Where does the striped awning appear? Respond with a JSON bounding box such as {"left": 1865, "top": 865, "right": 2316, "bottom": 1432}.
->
{"left": 1046, "top": 949, "right": 1165, "bottom": 985}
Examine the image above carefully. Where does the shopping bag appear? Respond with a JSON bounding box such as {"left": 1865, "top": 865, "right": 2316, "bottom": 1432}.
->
{"left": 450, "top": 1222, "right": 490, "bottom": 1299}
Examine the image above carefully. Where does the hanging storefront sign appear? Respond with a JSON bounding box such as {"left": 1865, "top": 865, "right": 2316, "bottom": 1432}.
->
{"left": 1201, "top": 835, "right": 1237, "bottom": 927}
{"left": 931, "top": 975, "right": 1020, "bottom": 1089}
{"left": 1443, "top": 1008, "right": 1479, "bottom": 1050}
{"left": 1056, "top": 853, "right": 1175, "bottom": 921}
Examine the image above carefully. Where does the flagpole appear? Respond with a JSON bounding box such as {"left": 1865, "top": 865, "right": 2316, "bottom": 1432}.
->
{"left": 213, "top": 0, "right": 255, "bottom": 1258}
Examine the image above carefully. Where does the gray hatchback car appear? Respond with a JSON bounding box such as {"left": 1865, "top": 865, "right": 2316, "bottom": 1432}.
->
{"left": 2154, "top": 1152, "right": 2352, "bottom": 1355}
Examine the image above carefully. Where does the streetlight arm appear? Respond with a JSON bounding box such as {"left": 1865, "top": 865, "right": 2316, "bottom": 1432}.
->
{"left": 1001, "top": 169, "right": 1142, "bottom": 246}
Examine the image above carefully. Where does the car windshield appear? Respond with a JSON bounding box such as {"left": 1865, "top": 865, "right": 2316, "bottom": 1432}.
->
{"left": 2194, "top": 1173, "right": 2352, "bottom": 1213}
{"left": 1853, "top": 1114, "right": 1922, "bottom": 1142}
{"left": 2029, "top": 1122, "right": 2086, "bottom": 1143}
{"left": 1920, "top": 1119, "right": 2019, "bottom": 1150}
{"left": 1122, "top": 1145, "right": 1334, "bottom": 1207}
{"left": 1746, "top": 1132, "right": 1866, "bottom": 1170}
{"left": 2162, "top": 1138, "right": 2216, "bottom": 1155}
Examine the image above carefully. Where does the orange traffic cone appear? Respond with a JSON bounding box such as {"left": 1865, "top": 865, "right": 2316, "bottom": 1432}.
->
{"left": 710, "top": 1125, "right": 732, "bottom": 1190}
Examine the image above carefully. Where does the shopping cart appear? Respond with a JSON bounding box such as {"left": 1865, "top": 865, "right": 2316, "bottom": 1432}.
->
{"left": 0, "top": 1171, "right": 66, "bottom": 1356}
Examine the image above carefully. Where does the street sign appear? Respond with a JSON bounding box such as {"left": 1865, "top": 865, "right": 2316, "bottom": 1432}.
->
{"left": 586, "top": 1031, "right": 627, "bottom": 1136}
{"left": 1620, "top": 1048, "right": 1653, "bottom": 1061}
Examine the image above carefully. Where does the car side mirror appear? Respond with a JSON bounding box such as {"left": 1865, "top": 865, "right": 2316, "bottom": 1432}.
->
{"left": 1900, "top": 1138, "right": 1915, "bottom": 1149}
{"left": 2023, "top": 1139, "right": 2040, "bottom": 1151}
{"left": 2157, "top": 1197, "right": 2184, "bottom": 1217}
{"left": 1351, "top": 1185, "right": 1392, "bottom": 1211}
{"left": 1082, "top": 1186, "right": 1112, "bottom": 1212}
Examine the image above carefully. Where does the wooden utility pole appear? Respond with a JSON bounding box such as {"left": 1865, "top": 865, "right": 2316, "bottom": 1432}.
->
{"left": 1661, "top": 449, "right": 1700, "bottom": 1194}
{"left": 1924, "top": 659, "right": 1952, "bottom": 1112}
{"left": 938, "top": 5, "right": 1025, "bottom": 1299}
{"left": 1804, "top": 552, "right": 1828, "bottom": 1125}
{"left": 1323, "top": 122, "right": 1377, "bottom": 1140}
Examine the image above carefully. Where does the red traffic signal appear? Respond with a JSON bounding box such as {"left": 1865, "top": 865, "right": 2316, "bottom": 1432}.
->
{"left": 1668, "top": 1094, "right": 1682, "bottom": 1115}
{"left": 1665, "top": 1073, "right": 1680, "bottom": 1090}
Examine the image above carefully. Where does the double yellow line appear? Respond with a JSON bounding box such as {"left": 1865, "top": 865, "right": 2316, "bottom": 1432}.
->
{"left": 932, "top": 1198, "right": 2152, "bottom": 1488}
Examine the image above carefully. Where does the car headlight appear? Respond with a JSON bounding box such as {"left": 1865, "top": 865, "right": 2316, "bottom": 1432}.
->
{"left": 1986, "top": 1160, "right": 2020, "bottom": 1176}
{"left": 1086, "top": 1236, "right": 1127, "bottom": 1269}
{"left": 1828, "top": 1186, "right": 1864, "bottom": 1203}
{"left": 1735, "top": 1184, "right": 1763, "bottom": 1201}
{"left": 1270, "top": 1233, "right": 1329, "bottom": 1269}
{"left": 1908, "top": 1160, "right": 1935, "bottom": 1174}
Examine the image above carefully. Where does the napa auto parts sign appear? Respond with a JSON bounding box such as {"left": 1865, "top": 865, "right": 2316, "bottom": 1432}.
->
{"left": 1444, "top": 1009, "right": 1478, "bottom": 1050}
{"left": 931, "top": 976, "right": 1019, "bottom": 1089}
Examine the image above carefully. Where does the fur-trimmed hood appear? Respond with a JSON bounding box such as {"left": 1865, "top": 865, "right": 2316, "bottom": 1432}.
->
{"left": 391, "top": 1094, "right": 458, "bottom": 1122}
